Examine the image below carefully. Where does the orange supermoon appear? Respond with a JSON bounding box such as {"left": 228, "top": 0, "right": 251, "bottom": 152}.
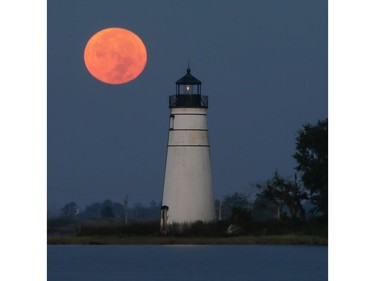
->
{"left": 84, "top": 27, "right": 147, "bottom": 84}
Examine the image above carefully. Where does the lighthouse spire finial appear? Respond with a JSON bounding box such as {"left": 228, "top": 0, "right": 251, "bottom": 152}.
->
{"left": 187, "top": 59, "right": 191, "bottom": 73}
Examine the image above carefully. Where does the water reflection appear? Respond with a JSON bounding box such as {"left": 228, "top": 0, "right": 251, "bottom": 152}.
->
{"left": 48, "top": 245, "right": 327, "bottom": 281}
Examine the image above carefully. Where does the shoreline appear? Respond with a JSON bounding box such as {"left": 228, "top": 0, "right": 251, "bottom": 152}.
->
{"left": 47, "top": 234, "right": 327, "bottom": 246}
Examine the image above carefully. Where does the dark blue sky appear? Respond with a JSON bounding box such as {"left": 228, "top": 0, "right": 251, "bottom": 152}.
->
{"left": 48, "top": 0, "right": 327, "bottom": 210}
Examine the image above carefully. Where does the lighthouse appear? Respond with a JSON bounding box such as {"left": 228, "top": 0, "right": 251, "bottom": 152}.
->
{"left": 161, "top": 67, "right": 216, "bottom": 228}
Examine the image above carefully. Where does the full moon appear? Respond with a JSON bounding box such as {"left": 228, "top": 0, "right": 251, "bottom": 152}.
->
{"left": 84, "top": 27, "right": 147, "bottom": 85}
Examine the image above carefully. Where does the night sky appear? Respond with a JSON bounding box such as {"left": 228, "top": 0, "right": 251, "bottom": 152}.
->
{"left": 47, "top": 0, "right": 327, "bottom": 211}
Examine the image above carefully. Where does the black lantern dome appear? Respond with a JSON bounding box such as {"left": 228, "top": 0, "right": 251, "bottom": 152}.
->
{"left": 176, "top": 67, "right": 201, "bottom": 95}
{"left": 169, "top": 67, "right": 207, "bottom": 108}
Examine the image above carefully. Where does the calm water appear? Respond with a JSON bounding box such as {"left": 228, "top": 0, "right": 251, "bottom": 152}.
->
{"left": 48, "top": 245, "right": 327, "bottom": 281}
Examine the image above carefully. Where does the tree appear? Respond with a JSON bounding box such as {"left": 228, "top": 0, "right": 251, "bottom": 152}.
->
{"left": 252, "top": 195, "right": 278, "bottom": 221}
{"left": 61, "top": 201, "right": 79, "bottom": 218}
{"left": 283, "top": 175, "right": 308, "bottom": 219}
{"left": 221, "top": 192, "right": 250, "bottom": 220}
{"left": 112, "top": 202, "right": 125, "bottom": 218}
{"left": 256, "top": 172, "right": 307, "bottom": 220}
{"left": 132, "top": 202, "right": 147, "bottom": 219}
{"left": 294, "top": 119, "right": 328, "bottom": 218}
{"left": 100, "top": 199, "right": 114, "bottom": 218}
{"left": 80, "top": 202, "right": 101, "bottom": 219}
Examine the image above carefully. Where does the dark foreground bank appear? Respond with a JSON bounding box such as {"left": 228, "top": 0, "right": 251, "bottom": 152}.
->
{"left": 47, "top": 218, "right": 327, "bottom": 245}
{"left": 48, "top": 234, "right": 327, "bottom": 245}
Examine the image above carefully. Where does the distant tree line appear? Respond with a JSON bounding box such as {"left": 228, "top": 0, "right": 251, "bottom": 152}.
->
{"left": 57, "top": 199, "right": 161, "bottom": 221}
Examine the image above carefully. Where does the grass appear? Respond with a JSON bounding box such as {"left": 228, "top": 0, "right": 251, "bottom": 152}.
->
{"left": 48, "top": 217, "right": 328, "bottom": 245}
{"left": 47, "top": 234, "right": 327, "bottom": 245}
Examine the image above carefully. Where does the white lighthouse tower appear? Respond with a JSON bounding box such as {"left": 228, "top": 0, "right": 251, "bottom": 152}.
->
{"left": 161, "top": 67, "right": 216, "bottom": 228}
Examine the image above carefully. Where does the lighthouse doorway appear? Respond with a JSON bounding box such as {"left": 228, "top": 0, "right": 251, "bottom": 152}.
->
{"left": 160, "top": 205, "right": 169, "bottom": 234}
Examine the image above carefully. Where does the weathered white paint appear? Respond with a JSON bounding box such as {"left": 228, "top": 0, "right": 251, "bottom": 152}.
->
{"left": 161, "top": 107, "right": 216, "bottom": 224}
